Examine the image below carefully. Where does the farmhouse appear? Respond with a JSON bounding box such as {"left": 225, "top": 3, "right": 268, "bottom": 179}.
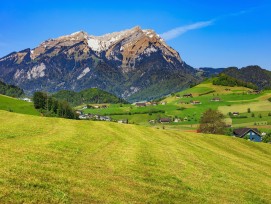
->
{"left": 135, "top": 102, "right": 146, "bottom": 107}
{"left": 76, "top": 110, "right": 83, "bottom": 115}
{"left": 248, "top": 90, "right": 261, "bottom": 94}
{"left": 21, "top": 97, "right": 32, "bottom": 102}
{"left": 211, "top": 97, "right": 221, "bottom": 102}
{"left": 183, "top": 93, "right": 193, "bottom": 98}
{"left": 232, "top": 112, "right": 239, "bottom": 116}
{"left": 118, "top": 119, "right": 128, "bottom": 124}
{"left": 233, "top": 128, "right": 262, "bottom": 142}
{"left": 159, "top": 118, "right": 171, "bottom": 123}
{"left": 190, "top": 100, "right": 201, "bottom": 105}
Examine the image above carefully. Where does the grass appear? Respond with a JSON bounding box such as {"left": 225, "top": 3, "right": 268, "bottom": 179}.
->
{"left": 78, "top": 81, "right": 271, "bottom": 133}
{"left": 0, "top": 110, "right": 271, "bottom": 203}
{"left": 0, "top": 94, "right": 39, "bottom": 116}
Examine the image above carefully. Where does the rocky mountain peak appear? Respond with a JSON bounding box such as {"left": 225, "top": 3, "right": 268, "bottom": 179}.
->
{"left": 0, "top": 26, "right": 198, "bottom": 101}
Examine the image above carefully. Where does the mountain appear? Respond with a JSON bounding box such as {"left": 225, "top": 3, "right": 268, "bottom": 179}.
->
{"left": 0, "top": 80, "right": 24, "bottom": 98}
{"left": 53, "top": 88, "right": 128, "bottom": 106}
{"left": 222, "top": 66, "right": 271, "bottom": 89}
{"left": 0, "top": 26, "right": 199, "bottom": 102}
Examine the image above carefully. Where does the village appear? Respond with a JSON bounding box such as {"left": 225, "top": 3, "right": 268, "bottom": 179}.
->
{"left": 74, "top": 86, "right": 269, "bottom": 143}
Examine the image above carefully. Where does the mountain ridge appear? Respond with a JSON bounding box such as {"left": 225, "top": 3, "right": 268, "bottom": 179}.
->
{"left": 0, "top": 26, "right": 199, "bottom": 102}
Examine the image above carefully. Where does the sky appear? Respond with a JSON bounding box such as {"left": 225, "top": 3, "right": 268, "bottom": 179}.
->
{"left": 0, "top": 0, "right": 271, "bottom": 69}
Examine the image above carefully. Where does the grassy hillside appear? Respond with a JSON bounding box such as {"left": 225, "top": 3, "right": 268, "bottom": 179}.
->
{"left": 80, "top": 78, "right": 271, "bottom": 134}
{"left": 0, "top": 94, "right": 39, "bottom": 116}
{"left": 0, "top": 110, "right": 271, "bottom": 203}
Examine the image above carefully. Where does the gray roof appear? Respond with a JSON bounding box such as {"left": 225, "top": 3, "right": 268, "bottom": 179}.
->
{"left": 233, "top": 128, "right": 261, "bottom": 138}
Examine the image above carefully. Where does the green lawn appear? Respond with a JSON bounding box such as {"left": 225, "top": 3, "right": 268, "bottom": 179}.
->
{"left": 0, "top": 94, "right": 39, "bottom": 116}
{"left": 0, "top": 110, "right": 270, "bottom": 203}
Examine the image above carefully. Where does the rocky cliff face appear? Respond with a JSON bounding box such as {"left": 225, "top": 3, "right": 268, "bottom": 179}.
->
{"left": 0, "top": 26, "right": 199, "bottom": 101}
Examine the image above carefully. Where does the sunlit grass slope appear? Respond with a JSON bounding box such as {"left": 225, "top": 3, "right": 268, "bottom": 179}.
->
{"left": 0, "top": 94, "right": 39, "bottom": 116}
{"left": 0, "top": 110, "right": 270, "bottom": 203}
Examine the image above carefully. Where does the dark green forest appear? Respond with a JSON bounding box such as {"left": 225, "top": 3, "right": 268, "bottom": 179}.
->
{"left": 33, "top": 92, "right": 78, "bottom": 119}
{"left": 0, "top": 81, "right": 24, "bottom": 98}
{"left": 53, "top": 88, "right": 128, "bottom": 106}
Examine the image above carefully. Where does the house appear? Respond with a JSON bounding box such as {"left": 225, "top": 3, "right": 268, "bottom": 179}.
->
{"left": 190, "top": 100, "right": 201, "bottom": 105}
{"left": 151, "top": 102, "right": 158, "bottom": 106}
{"left": 174, "top": 118, "right": 180, "bottom": 123}
{"left": 248, "top": 90, "right": 261, "bottom": 94}
{"left": 75, "top": 110, "right": 83, "bottom": 115}
{"left": 233, "top": 128, "right": 262, "bottom": 142}
{"left": 232, "top": 112, "right": 239, "bottom": 116}
{"left": 159, "top": 118, "right": 171, "bottom": 123}
{"left": 79, "top": 114, "right": 87, "bottom": 119}
{"left": 211, "top": 97, "right": 221, "bottom": 102}
{"left": 118, "top": 119, "right": 128, "bottom": 124}
{"left": 146, "top": 102, "right": 152, "bottom": 106}
{"left": 183, "top": 93, "right": 193, "bottom": 98}
{"left": 148, "top": 119, "right": 156, "bottom": 124}
{"left": 100, "top": 116, "right": 111, "bottom": 121}
{"left": 101, "top": 105, "right": 108, "bottom": 109}
{"left": 135, "top": 102, "right": 146, "bottom": 107}
{"left": 21, "top": 97, "right": 32, "bottom": 102}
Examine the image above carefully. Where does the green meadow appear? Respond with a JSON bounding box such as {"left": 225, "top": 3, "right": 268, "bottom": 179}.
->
{"left": 81, "top": 80, "right": 271, "bottom": 133}
{"left": 0, "top": 110, "right": 271, "bottom": 203}
{"left": 0, "top": 94, "right": 39, "bottom": 116}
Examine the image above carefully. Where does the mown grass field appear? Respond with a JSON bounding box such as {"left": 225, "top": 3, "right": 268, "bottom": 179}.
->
{"left": 0, "top": 94, "right": 39, "bottom": 116}
{"left": 0, "top": 110, "right": 271, "bottom": 203}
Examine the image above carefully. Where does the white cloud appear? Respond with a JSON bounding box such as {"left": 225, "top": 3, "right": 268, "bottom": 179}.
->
{"left": 160, "top": 20, "right": 213, "bottom": 41}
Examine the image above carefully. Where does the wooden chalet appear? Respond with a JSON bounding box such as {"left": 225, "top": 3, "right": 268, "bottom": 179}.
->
{"left": 183, "top": 93, "right": 193, "bottom": 98}
{"left": 233, "top": 128, "right": 262, "bottom": 142}
{"left": 159, "top": 118, "right": 171, "bottom": 123}
{"left": 135, "top": 102, "right": 146, "bottom": 107}
{"left": 211, "top": 97, "right": 221, "bottom": 102}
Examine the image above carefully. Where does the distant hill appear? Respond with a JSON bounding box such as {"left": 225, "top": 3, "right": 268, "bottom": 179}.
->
{"left": 0, "top": 80, "right": 24, "bottom": 98}
{"left": 222, "top": 66, "right": 271, "bottom": 89}
{"left": 52, "top": 88, "right": 128, "bottom": 106}
{"left": 198, "top": 67, "right": 225, "bottom": 77}
{"left": 213, "top": 73, "right": 257, "bottom": 89}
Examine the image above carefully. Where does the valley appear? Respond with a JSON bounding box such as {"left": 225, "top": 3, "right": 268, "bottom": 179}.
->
{"left": 77, "top": 78, "right": 271, "bottom": 134}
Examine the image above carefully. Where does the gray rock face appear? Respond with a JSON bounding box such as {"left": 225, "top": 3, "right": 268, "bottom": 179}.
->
{"left": 0, "top": 26, "right": 199, "bottom": 101}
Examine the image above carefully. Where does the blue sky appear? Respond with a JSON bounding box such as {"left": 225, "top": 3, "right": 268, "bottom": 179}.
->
{"left": 1, "top": 0, "right": 271, "bottom": 69}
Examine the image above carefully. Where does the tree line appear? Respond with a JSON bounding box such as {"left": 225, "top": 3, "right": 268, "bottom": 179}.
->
{"left": 0, "top": 80, "right": 24, "bottom": 98}
{"left": 33, "top": 92, "right": 78, "bottom": 119}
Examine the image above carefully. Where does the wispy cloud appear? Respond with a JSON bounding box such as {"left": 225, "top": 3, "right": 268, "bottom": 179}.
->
{"left": 160, "top": 20, "right": 213, "bottom": 41}
{"left": 160, "top": 7, "right": 256, "bottom": 41}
